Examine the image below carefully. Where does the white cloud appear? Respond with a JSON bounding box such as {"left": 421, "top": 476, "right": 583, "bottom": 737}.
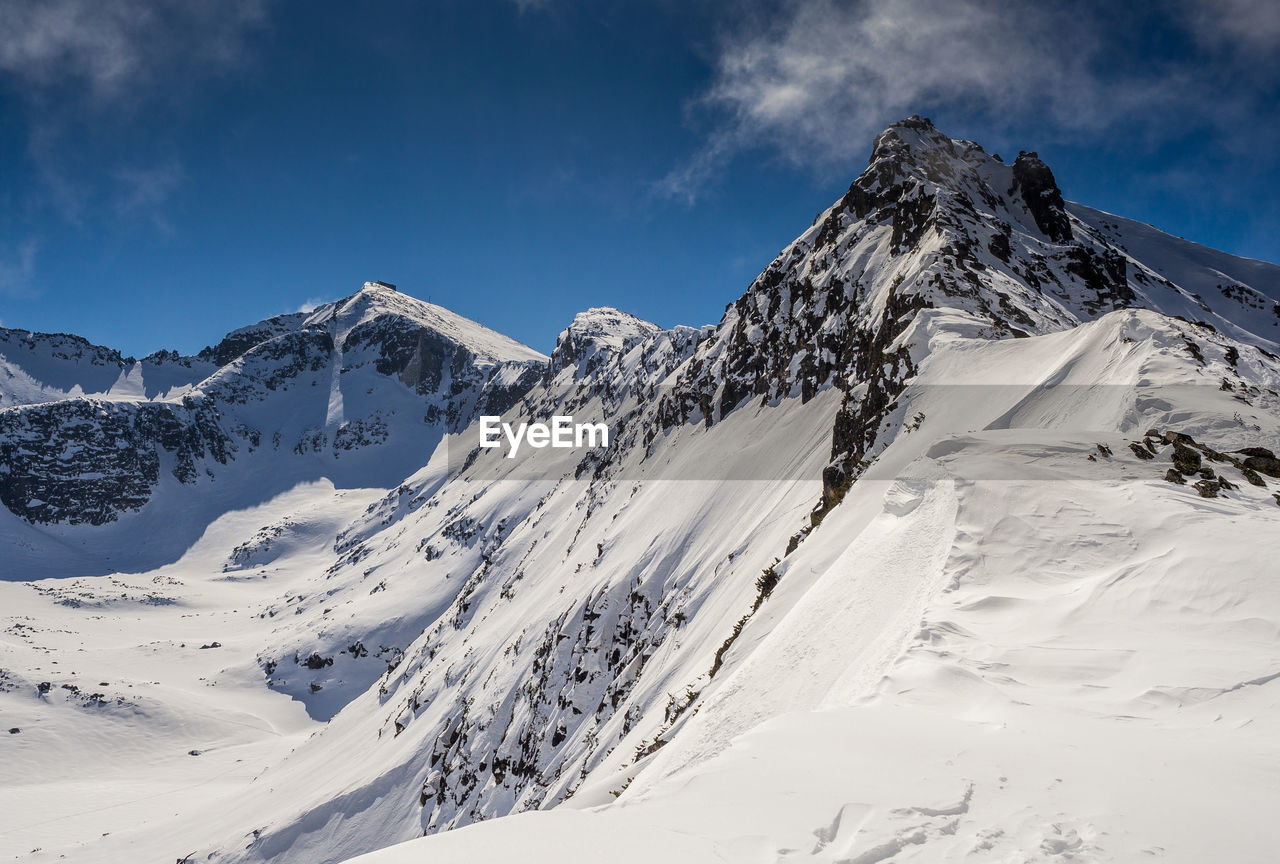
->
{"left": 657, "top": 0, "right": 1229, "bottom": 201}
{"left": 296, "top": 297, "right": 331, "bottom": 314}
{"left": 0, "top": 0, "right": 269, "bottom": 103}
{"left": 661, "top": 0, "right": 1114, "bottom": 199}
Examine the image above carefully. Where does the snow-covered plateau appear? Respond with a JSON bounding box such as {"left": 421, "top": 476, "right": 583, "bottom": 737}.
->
{"left": 2, "top": 117, "right": 1278, "bottom": 863}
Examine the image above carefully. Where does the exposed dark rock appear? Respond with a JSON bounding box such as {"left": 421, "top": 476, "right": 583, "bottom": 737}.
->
{"left": 1012, "top": 152, "right": 1072, "bottom": 243}
{"left": 0, "top": 398, "right": 232, "bottom": 525}
{"left": 1129, "top": 442, "right": 1154, "bottom": 460}
{"left": 1244, "top": 455, "right": 1280, "bottom": 478}
{"left": 1183, "top": 339, "right": 1206, "bottom": 365}
{"left": 198, "top": 313, "right": 308, "bottom": 366}
{"left": 300, "top": 652, "right": 333, "bottom": 670}
{"left": 1063, "top": 245, "right": 1134, "bottom": 309}
{"left": 988, "top": 227, "right": 1012, "bottom": 262}
{"left": 1193, "top": 479, "right": 1221, "bottom": 498}
{"left": 1172, "top": 442, "right": 1202, "bottom": 475}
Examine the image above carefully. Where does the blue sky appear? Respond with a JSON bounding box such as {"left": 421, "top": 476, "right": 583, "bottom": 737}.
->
{"left": 0, "top": 0, "right": 1277, "bottom": 357}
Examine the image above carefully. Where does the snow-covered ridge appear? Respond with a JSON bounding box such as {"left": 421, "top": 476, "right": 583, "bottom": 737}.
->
{"left": 305, "top": 283, "right": 547, "bottom": 367}
{"left": 0, "top": 325, "right": 217, "bottom": 407}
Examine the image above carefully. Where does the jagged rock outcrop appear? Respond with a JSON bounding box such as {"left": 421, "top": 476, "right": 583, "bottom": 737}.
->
{"left": 1012, "top": 150, "right": 1072, "bottom": 243}
{"left": 547, "top": 308, "right": 662, "bottom": 379}
{"left": 639, "top": 115, "right": 1274, "bottom": 519}
{"left": 198, "top": 313, "right": 310, "bottom": 367}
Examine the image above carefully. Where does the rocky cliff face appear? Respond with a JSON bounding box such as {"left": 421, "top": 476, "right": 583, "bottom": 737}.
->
{"left": 546, "top": 308, "right": 664, "bottom": 379}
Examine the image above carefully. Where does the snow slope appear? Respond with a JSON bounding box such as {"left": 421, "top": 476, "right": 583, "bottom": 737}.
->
{"left": 348, "top": 308, "right": 1280, "bottom": 864}
{"left": 1071, "top": 202, "right": 1280, "bottom": 341}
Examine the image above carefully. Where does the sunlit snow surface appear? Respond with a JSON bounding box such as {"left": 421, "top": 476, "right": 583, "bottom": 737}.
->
{"left": 4, "top": 306, "right": 1277, "bottom": 863}
{"left": 345, "top": 311, "right": 1280, "bottom": 864}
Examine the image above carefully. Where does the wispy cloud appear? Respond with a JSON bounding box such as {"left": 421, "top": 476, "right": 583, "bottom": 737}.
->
{"left": 0, "top": 0, "right": 269, "bottom": 103}
{"left": 296, "top": 297, "right": 331, "bottom": 314}
{"left": 113, "top": 159, "right": 184, "bottom": 231}
{"left": 1185, "top": 0, "right": 1280, "bottom": 54}
{"left": 659, "top": 0, "right": 1266, "bottom": 202}
{"left": 659, "top": 0, "right": 1108, "bottom": 200}
{"left": 0, "top": 0, "right": 270, "bottom": 226}
{"left": 0, "top": 239, "right": 39, "bottom": 298}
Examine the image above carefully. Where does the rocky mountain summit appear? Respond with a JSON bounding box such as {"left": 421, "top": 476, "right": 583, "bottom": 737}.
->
{"left": 651, "top": 116, "right": 1280, "bottom": 518}
{"left": 547, "top": 308, "right": 665, "bottom": 379}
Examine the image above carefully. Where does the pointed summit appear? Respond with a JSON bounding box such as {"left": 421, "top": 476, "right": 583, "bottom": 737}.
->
{"left": 549, "top": 307, "right": 660, "bottom": 377}
{"left": 869, "top": 114, "right": 953, "bottom": 160}
{"left": 304, "top": 282, "right": 546, "bottom": 367}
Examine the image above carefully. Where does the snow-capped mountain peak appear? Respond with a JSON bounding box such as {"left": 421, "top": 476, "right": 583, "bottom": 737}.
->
{"left": 548, "top": 307, "right": 662, "bottom": 378}
{"left": 304, "top": 281, "right": 547, "bottom": 368}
